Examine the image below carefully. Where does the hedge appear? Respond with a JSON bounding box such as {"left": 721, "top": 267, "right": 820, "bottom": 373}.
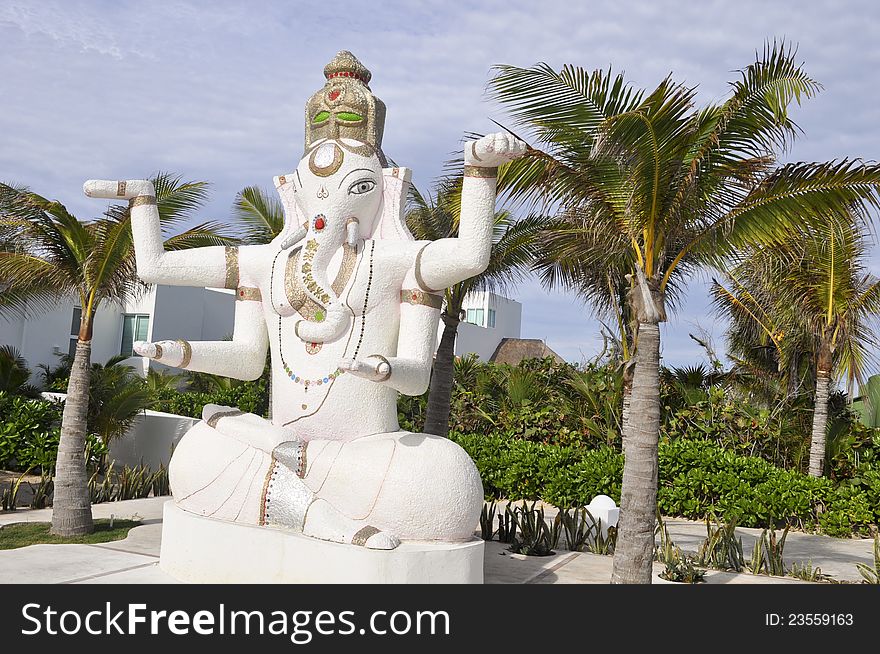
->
{"left": 450, "top": 433, "right": 880, "bottom": 537}
{"left": 0, "top": 392, "right": 105, "bottom": 472}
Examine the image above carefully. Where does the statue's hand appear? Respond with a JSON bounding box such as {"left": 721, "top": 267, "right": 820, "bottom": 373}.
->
{"left": 134, "top": 340, "right": 189, "bottom": 367}
{"left": 83, "top": 179, "right": 155, "bottom": 200}
{"left": 464, "top": 132, "right": 527, "bottom": 168}
{"left": 339, "top": 356, "right": 391, "bottom": 383}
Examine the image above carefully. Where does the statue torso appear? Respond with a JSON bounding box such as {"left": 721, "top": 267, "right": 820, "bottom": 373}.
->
{"left": 240, "top": 239, "right": 430, "bottom": 441}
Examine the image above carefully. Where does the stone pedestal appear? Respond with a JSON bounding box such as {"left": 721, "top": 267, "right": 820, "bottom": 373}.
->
{"left": 159, "top": 501, "right": 484, "bottom": 584}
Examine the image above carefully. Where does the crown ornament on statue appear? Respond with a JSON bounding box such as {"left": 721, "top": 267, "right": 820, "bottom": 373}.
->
{"left": 304, "top": 51, "right": 387, "bottom": 165}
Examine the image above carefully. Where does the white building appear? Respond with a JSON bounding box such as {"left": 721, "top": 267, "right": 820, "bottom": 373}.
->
{"left": 0, "top": 285, "right": 235, "bottom": 380}
{"left": 452, "top": 291, "right": 522, "bottom": 360}
{"left": 0, "top": 287, "right": 522, "bottom": 381}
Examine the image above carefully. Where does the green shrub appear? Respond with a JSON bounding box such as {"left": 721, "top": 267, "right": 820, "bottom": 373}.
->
{"left": 150, "top": 379, "right": 269, "bottom": 419}
{"left": 819, "top": 485, "right": 876, "bottom": 537}
{"left": 450, "top": 433, "right": 615, "bottom": 504}
{"left": 0, "top": 391, "right": 105, "bottom": 472}
{"left": 451, "top": 432, "right": 878, "bottom": 537}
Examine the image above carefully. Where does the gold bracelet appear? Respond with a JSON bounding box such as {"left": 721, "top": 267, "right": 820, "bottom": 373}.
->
{"left": 401, "top": 289, "right": 443, "bottom": 309}
{"left": 236, "top": 286, "right": 262, "bottom": 302}
{"left": 176, "top": 339, "right": 192, "bottom": 368}
{"left": 224, "top": 246, "right": 239, "bottom": 290}
{"left": 128, "top": 195, "right": 157, "bottom": 208}
{"left": 463, "top": 165, "right": 498, "bottom": 178}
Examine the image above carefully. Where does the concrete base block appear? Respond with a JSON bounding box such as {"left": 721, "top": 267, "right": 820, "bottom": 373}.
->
{"left": 159, "top": 501, "right": 484, "bottom": 584}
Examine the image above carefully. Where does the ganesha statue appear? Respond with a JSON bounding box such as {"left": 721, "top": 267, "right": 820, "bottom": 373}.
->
{"left": 84, "top": 52, "right": 525, "bottom": 556}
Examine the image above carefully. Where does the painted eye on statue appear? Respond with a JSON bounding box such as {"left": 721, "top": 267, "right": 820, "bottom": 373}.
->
{"left": 349, "top": 179, "right": 376, "bottom": 195}
{"left": 313, "top": 111, "right": 331, "bottom": 124}
{"left": 336, "top": 111, "right": 363, "bottom": 123}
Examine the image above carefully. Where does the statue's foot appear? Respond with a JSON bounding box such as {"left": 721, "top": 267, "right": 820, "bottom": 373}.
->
{"left": 303, "top": 498, "right": 400, "bottom": 550}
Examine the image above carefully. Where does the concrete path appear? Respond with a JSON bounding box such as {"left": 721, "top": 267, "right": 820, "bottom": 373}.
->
{"left": 0, "top": 498, "right": 873, "bottom": 584}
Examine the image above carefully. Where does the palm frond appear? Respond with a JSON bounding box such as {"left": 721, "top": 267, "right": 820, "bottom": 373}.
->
{"left": 232, "top": 185, "right": 284, "bottom": 244}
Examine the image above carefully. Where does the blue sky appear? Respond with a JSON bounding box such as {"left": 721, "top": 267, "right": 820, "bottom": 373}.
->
{"left": 2, "top": 0, "right": 879, "bottom": 366}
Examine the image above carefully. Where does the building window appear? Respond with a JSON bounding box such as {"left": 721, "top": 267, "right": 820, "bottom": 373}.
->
{"left": 488, "top": 309, "right": 496, "bottom": 328}
{"left": 121, "top": 314, "right": 150, "bottom": 356}
{"left": 68, "top": 307, "right": 81, "bottom": 358}
{"left": 465, "top": 308, "right": 485, "bottom": 327}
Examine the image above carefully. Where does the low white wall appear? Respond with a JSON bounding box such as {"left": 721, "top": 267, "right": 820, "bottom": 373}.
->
{"left": 110, "top": 410, "right": 197, "bottom": 470}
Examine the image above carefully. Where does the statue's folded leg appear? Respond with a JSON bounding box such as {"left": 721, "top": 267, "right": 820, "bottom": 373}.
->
{"left": 298, "top": 431, "right": 484, "bottom": 542}
{"left": 169, "top": 406, "right": 400, "bottom": 549}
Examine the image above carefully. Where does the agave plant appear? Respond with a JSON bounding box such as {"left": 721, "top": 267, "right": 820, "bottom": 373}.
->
{"left": 507, "top": 501, "right": 561, "bottom": 556}
{"left": 856, "top": 535, "right": 880, "bottom": 584}
{"left": 696, "top": 514, "right": 745, "bottom": 572}
{"left": 559, "top": 506, "right": 598, "bottom": 552}
{"left": 789, "top": 560, "right": 829, "bottom": 582}
{"left": 749, "top": 525, "right": 790, "bottom": 576}
{"left": 479, "top": 501, "right": 497, "bottom": 541}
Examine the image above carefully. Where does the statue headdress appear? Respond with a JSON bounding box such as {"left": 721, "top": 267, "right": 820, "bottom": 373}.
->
{"left": 304, "top": 51, "right": 387, "bottom": 165}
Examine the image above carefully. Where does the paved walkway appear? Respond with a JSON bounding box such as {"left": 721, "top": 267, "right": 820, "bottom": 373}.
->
{"left": 0, "top": 498, "right": 873, "bottom": 584}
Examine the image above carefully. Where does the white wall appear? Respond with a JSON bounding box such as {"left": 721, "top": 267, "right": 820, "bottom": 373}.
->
{"left": 0, "top": 315, "right": 25, "bottom": 355}
{"left": 201, "top": 288, "right": 237, "bottom": 341}
{"left": 149, "top": 285, "right": 234, "bottom": 343}
{"left": 109, "top": 410, "right": 198, "bottom": 469}
{"left": 441, "top": 291, "right": 523, "bottom": 361}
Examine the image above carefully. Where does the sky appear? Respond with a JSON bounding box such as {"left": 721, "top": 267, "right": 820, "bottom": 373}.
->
{"left": 2, "top": 0, "right": 879, "bottom": 367}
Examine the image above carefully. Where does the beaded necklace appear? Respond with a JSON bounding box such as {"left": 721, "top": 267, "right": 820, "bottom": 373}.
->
{"left": 271, "top": 241, "right": 375, "bottom": 391}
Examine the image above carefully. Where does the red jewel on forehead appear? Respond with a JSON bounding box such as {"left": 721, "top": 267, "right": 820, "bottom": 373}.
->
{"left": 328, "top": 89, "right": 341, "bottom": 101}
{"left": 313, "top": 215, "right": 326, "bottom": 231}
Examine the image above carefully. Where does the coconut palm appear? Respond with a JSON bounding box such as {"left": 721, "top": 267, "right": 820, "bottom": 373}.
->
{"left": 86, "top": 355, "right": 155, "bottom": 445}
{"left": 713, "top": 219, "right": 880, "bottom": 476}
{"left": 231, "top": 185, "right": 285, "bottom": 244}
{"left": 0, "top": 173, "right": 233, "bottom": 536}
{"left": 406, "top": 177, "right": 544, "bottom": 437}
{"left": 0, "top": 345, "right": 40, "bottom": 397}
{"left": 489, "top": 42, "right": 880, "bottom": 583}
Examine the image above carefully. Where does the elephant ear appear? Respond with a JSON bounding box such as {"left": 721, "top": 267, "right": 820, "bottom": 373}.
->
{"left": 272, "top": 173, "right": 308, "bottom": 246}
{"left": 371, "top": 167, "right": 414, "bottom": 241}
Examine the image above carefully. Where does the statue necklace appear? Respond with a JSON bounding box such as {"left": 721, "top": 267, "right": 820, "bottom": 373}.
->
{"left": 269, "top": 240, "right": 374, "bottom": 392}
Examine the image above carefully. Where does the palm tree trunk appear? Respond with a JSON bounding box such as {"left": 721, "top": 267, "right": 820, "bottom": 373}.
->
{"left": 50, "top": 337, "right": 94, "bottom": 536}
{"left": 808, "top": 344, "right": 833, "bottom": 477}
{"left": 423, "top": 313, "right": 459, "bottom": 437}
{"left": 612, "top": 322, "right": 661, "bottom": 584}
{"left": 621, "top": 363, "right": 634, "bottom": 447}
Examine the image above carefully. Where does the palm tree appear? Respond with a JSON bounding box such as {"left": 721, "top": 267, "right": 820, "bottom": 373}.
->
{"left": 488, "top": 42, "right": 880, "bottom": 583}
{"left": 231, "top": 185, "right": 285, "bottom": 244}
{"left": 713, "top": 219, "right": 880, "bottom": 476}
{"left": 86, "top": 355, "right": 155, "bottom": 445}
{"left": 406, "top": 177, "right": 544, "bottom": 437}
{"left": 0, "top": 173, "right": 233, "bottom": 536}
{"left": 0, "top": 345, "right": 40, "bottom": 397}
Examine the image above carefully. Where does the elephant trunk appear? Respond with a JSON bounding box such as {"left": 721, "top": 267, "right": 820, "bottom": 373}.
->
{"left": 294, "top": 236, "right": 352, "bottom": 343}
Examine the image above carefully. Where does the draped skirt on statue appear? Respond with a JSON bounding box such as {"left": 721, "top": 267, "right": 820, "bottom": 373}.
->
{"left": 168, "top": 405, "right": 484, "bottom": 542}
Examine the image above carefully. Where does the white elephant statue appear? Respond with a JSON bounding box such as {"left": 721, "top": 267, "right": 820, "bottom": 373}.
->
{"left": 83, "top": 51, "right": 525, "bottom": 550}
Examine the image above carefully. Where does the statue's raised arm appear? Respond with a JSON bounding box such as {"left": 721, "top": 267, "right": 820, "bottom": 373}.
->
{"left": 414, "top": 133, "right": 526, "bottom": 292}
{"left": 82, "top": 178, "right": 232, "bottom": 289}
